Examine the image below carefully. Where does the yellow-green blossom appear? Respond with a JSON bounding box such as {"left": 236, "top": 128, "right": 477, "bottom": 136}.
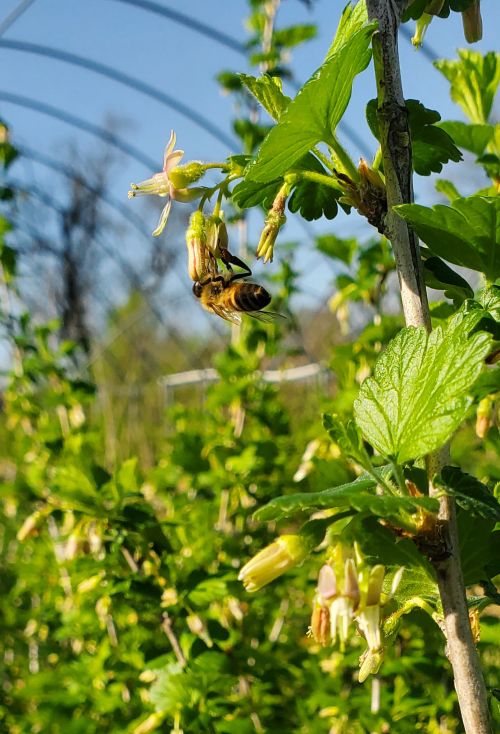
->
{"left": 239, "top": 534, "right": 310, "bottom": 592}
{"left": 128, "top": 130, "right": 203, "bottom": 237}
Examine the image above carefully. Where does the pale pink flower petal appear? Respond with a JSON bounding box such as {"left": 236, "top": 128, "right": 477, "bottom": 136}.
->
{"left": 152, "top": 200, "right": 172, "bottom": 237}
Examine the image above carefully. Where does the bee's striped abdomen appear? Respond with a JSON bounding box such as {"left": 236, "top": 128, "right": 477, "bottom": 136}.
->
{"left": 233, "top": 284, "right": 271, "bottom": 312}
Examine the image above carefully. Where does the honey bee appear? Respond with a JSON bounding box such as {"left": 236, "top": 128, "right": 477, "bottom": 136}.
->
{"left": 192, "top": 255, "right": 277, "bottom": 324}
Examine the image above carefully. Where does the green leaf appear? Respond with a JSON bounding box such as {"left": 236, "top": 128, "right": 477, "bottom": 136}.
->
{"left": 354, "top": 310, "right": 492, "bottom": 462}
{"left": 273, "top": 24, "right": 317, "bottom": 49}
{"left": 323, "top": 413, "right": 373, "bottom": 470}
{"left": 472, "top": 367, "right": 500, "bottom": 400}
{"left": 402, "top": 0, "right": 430, "bottom": 22}
{"left": 50, "top": 466, "right": 100, "bottom": 514}
{"left": 437, "top": 466, "right": 500, "bottom": 521}
{"left": 231, "top": 178, "right": 281, "bottom": 209}
{"left": 366, "top": 99, "right": 462, "bottom": 175}
{"left": 434, "top": 50, "right": 500, "bottom": 124}
{"left": 316, "top": 234, "right": 358, "bottom": 265}
{"left": 435, "top": 178, "right": 461, "bottom": 203}
{"left": 477, "top": 153, "right": 500, "bottom": 180}
{"left": 288, "top": 179, "right": 339, "bottom": 221}
{"left": 246, "top": 23, "right": 376, "bottom": 183}
{"left": 457, "top": 513, "right": 500, "bottom": 586}
{"left": 188, "top": 577, "right": 229, "bottom": 607}
{"left": 421, "top": 252, "right": 474, "bottom": 304}
{"left": 216, "top": 71, "right": 243, "bottom": 93}
{"left": 327, "top": 0, "right": 368, "bottom": 57}
{"left": 477, "top": 285, "right": 500, "bottom": 322}
{"left": 395, "top": 196, "right": 500, "bottom": 282}
{"left": 239, "top": 74, "right": 291, "bottom": 121}
{"left": 436, "top": 121, "right": 496, "bottom": 157}
{"left": 253, "top": 476, "right": 437, "bottom": 528}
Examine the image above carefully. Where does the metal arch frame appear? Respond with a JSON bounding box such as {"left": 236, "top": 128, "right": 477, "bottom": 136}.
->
{"left": 0, "top": 39, "right": 237, "bottom": 150}
{"left": 0, "top": 90, "right": 156, "bottom": 170}
{"left": 15, "top": 143, "right": 154, "bottom": 240}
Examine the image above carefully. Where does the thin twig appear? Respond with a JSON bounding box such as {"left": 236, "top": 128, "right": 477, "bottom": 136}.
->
{"left": 161, "top": 613, "right": 186, "bottom": 668}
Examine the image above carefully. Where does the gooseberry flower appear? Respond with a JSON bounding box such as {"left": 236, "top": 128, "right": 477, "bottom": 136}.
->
{"left": 185, "top": 210, "right": 210, "bottom": 282}
{"left": 239, "top": 534, "right": 311, "bottom": 592}
{"left": 128, "top": 130, "right": 203, "bottom": 237}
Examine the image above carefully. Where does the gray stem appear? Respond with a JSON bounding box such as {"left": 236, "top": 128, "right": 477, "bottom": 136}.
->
{"left": 365, "top": 2, "right": 491, "bottom": 732}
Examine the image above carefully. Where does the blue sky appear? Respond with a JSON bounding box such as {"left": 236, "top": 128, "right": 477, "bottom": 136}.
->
{"left": 1, "top": 0, "right": 499, "bottom": 327}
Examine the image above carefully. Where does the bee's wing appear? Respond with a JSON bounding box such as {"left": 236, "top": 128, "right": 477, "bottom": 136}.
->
{"left": 212, "top": 304, "right": 242, "bottom": 325}
{"left": 247, "top": 311, "right": 286, "bottom": 324}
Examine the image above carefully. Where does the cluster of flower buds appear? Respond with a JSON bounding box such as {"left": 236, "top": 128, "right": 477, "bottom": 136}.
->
{"left": 310, "top": 543, "right": 386, "bottom": 681}
{"left": 128, "top": 131, "right": 206, "bottom": 237}
{"left": 337, "top": 159, "right": 387, "bottom": 234}
{"left": 256, "top": 186, "right": 288, "bottom": 263}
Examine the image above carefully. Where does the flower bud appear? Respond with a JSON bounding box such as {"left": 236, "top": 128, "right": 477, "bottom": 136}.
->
{"left": 256, "top": 210, "right": 286, "bottom": 263}
{"left": 132, "top": 712, "right": 166, "bottom": 734}
{"left": 462, "top": 1, "right": 482, "bottom": 43}
{"left": 475, "top": 397, "right": 492, "bottom": 438}
{"left": 256, "top": 188, "right": 287, "bottom": 263}
{"left": 168, "top": 161, "right": 206, "bottom": 189}
{"left": 358, "top": 158, "right": 385, "bottom": 192}
{"left": 17, "top": 509, "right": 44, "bottom": 541}
{"left": 412, "top": 13, "right": 433, "bottom": 49}
{"left": 185, "top": 210, "right": 209, "bottom": 282}
{"left": 358, "top": 648, "right": 384, "bottom": 682}
{"left": 310, "top": 600, "right": 331, "bottom": 646}
{"left": 239, "top": 534, "right": 312, "bottom": 592}
{"left": 206, "top": 214, "right": 229, "bottom": 257}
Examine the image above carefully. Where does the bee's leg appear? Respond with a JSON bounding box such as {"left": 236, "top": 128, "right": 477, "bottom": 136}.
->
{"left": 219, "top": 248, "right": 252, "bottom": 278}
{"left": 199, "top": 274, "right": 225, "bottom": 286}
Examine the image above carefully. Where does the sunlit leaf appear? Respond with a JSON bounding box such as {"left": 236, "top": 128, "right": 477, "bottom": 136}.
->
{"left": 354, "top": 309, "right": 492, "bottom": 462}
{"left": 246, "top": 23, "right": 376, "bottom": 183}
{"left": 395, "top": 196, "right": 500, "bottom": 282}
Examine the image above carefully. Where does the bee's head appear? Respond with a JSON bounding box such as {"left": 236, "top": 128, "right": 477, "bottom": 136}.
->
{"left": 192, "top": 282, "right": 203, "bottom": 299}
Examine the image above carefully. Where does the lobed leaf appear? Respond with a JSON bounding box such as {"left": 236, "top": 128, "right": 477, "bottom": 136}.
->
{"left": 239, "top": 74, "right": 291, "bottom": 121}
{"left": 438, "top": 466, "right": 500, "bottom": 521}
{"left": 457, "top": 513, "right": 500, "bottom": 586}
{"left": 395, "top": 196, "right": 500, "bottom": 282}
{"left": 436, "top": 120, "right": 497, "bottom": 157}
{"left": 421, "top": 252, "right": 474, "bottom": 304}
{"left": 246, "top": 22, "right": 376, "bottom": 183}
{"left": 434, "top": 50, "right": 500, "bottom": 124}
{"left": 366, "top": 99, "right": 462, "bottom": 176}
{"left": 354, "top": 310, "right": 492, "bottom": 462}
{"left": 254, "top": 475, "right": 437, "bottom": 528}
{"left": 316, "top": 234, "right": 358, "bottom": 265}
{"left": 288, "top": 179, "right": 339, "bottom": 220}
